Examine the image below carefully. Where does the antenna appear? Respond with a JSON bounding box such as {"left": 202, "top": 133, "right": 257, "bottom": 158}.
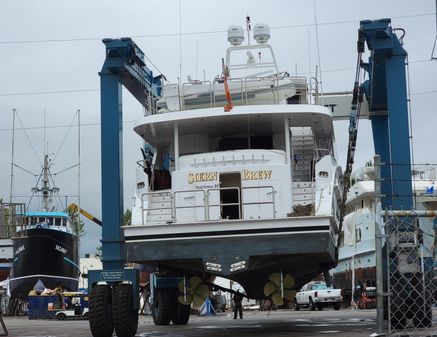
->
{"left": 43, "top": 108, "right": 46, "bottom": 157}
{"left": 246, "top": 16, "right": 252, "bottom": 45}
{"left": 179, "top": 0, "right": 183, "bottom": 82}
{"left": 195, "top": 40, "right": 198, "bottom": 80}
{"left": 77, "top": 109, "right": 81, "bottom": 233}
{"left": 9, "top": 109, "right": 16, "bottom": 203}
{"left": 431, "top": 0, "right": 437, "bottom": 60}
{"left": 313, "top": 0, "right": 324, "bottom": 103}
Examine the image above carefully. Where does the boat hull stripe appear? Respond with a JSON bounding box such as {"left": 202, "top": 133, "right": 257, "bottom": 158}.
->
{"left": 9, "top": 274, "right": 79, "bottom": 282}
{"left": 125, "top": 225, "right": 330, "bottom": 241}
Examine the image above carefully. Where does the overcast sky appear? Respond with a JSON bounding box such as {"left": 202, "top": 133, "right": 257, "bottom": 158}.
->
{"left": 1, "top": 0, "right": 436, "bottom": 256}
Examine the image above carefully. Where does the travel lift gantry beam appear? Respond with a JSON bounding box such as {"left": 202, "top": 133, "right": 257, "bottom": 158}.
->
{"left": 87, "top": 38, "right": 163, "bottom": 337}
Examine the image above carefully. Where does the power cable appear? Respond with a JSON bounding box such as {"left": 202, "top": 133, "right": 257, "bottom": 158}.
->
{"left": 0, "top": 85, "right": 435, "bottom": 100}
{"left": 0, "top": 120, "right": 136, "bottom": 132}
{"left": 0, "top": 12, "right": 434, "bottom": 45}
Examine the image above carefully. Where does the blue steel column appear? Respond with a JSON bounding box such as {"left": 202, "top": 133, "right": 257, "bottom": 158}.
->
{"left": 371, "top": 115, "right": 392, "bottom": 209}
{"left": 100, "top": 71, "right": 124, "bottom": 270}
{"left": 361, "top": 19, "right": 414, "bottom": 211}
{"left": 384, "top": 40, "right": 413, "bottom": 210}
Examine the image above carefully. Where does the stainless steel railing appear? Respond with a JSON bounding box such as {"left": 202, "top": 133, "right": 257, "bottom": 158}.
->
{"left": 140, "top": 185, "right": 277, "bottom": 225}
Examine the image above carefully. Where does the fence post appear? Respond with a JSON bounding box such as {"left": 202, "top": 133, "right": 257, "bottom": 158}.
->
{"left": 374, "top": 155, "right": 385, "bottom": 335}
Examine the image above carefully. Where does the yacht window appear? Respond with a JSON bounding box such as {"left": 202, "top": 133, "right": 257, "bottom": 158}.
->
{"left": 219, "top": 137, "right": 248, "bottom": 150}
{"left": 218, "top": 136, "right": 273, "bottom": 151}
{"left": 250, "top": 136, "right": 273, "bottom": 149}
{"left": 286, "top": 95, "right": 300, "bottom": 104}
{"left": 356, "top": 227, "right": 362, "bottom": 242}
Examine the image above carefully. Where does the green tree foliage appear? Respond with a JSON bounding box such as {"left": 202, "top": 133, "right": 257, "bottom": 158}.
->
{"left": 123, "top": 209, "right": 132, "bottom": 226}
{"left": 67, "top": 206, "right": 85, "bottom": 238}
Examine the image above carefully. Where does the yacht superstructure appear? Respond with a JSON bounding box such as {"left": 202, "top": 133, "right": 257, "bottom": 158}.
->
{"left": 124, "top": 21, "right": 344, "bottom": 305}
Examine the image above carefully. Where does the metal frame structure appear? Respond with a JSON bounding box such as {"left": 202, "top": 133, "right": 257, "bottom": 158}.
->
{"left": 90, "top": 18, "right": 428, "bottom": 337}
{"left": 357, "top": 19, "right": 433, "bottom": 335}
{"left": 359, "top": 18, "right": 413, "bottom": 211}
{"left": 88, "top": 38, "right": 162, "bottom": 337}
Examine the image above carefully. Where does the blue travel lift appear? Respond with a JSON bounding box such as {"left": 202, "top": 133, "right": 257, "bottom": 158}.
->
{"left": 350, "top": 18, "right": 433, "bottom": 329}
{"left": 88, "top": 19, "right": 430, "bottom": 337}
{"left": 87, "top": 38, "right": 165, "bottom": 337}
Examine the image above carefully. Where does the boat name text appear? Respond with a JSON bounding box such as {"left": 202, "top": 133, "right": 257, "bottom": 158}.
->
{"left": 241, "top": 169, "right": 272, "bottom": 180}
{"left": 16, "top": 245, "right": 25, "bottom": 254}
{"left": 55, "top": 245, "right": 68, "bottom": 254}
{"left": 188, "top": 172, "right": 218, "bottom": 184}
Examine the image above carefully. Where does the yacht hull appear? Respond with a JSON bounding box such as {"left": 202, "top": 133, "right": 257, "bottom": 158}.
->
{"left": 124, "top": 216, "right": 337, "bottom": 298}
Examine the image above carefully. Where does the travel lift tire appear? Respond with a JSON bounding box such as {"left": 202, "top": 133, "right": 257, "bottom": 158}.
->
{"left": 113, "top": 283, "right": 138, "bottom": 337}
{"left": 172, "top": 300, "right": 191, "bottom": 325}
{"left": 152, "top": 289, "right": 174, "bottom": 325}
{"left": 411, "top": 274, "right": 432, "bottom": 328}
{"left": 89, "top": 284, "right": 114, "bottom": 337}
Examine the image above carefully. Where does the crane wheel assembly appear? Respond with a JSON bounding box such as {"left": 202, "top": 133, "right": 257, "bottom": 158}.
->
{"left": 152, "top": 289, "right": 174, "bottom": 326}
{"left": 113, "top": 284, "right": 138, "bottom": 337}
{"left": 89, "top": 284, "right": 114, "bottom": 337}
{"left": 171, "top": 300, "right": 191, "bottom": 325}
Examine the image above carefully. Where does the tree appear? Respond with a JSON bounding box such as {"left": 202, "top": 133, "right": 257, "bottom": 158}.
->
{"left": 95, "top": 245, "right": 102, "bottom": 258}
{"left": 67, "top": 206, "right": 85, "bottom": 238}
{"left": 123, "top": 209, "right": 132, "bottom": 226}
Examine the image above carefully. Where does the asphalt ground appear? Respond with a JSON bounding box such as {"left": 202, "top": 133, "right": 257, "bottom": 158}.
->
{"left": 2, "top": 307, "right": 382, "bottom": 337}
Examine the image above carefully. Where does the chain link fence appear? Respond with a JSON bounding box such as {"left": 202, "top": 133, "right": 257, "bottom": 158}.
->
{"left": 386, "top": 211, "right": 436, "bottom": 336}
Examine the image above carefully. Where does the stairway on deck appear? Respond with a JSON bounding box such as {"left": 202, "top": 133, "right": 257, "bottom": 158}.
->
{"left": 145, "top": 192, "right": 173, "bottom": 225}
{"left": 291, "top": 127, "right": 314, "bottom": 207}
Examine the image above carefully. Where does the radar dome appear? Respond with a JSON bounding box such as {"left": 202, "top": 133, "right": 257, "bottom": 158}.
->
{"left": 227, "top": 25, "right": 245, "bottom": 46}
{"left": 253, "top": 23, "right": 270, "bottom": 44}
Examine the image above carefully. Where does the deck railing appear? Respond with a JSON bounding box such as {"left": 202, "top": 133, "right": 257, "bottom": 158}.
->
{"left": 140, "top": 185, "right": 276, "bottom": 225}
{"left": 148, "top": 74, "right": 309, "bottom": 114}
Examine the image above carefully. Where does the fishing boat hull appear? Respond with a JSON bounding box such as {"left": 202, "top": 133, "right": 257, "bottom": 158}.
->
{"left": 9, "top": 228, "right": 79, "bottom": 298}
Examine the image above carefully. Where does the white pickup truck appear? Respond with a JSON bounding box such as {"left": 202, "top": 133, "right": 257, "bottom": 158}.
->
{"left": 295, "top": 281, "right": 342, "bottom": 311}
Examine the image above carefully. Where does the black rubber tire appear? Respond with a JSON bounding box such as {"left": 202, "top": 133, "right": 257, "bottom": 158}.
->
{"left": 172, "top": 301, "right": 190, "bottom": 325}
{"left": 113, "top": 284, "right": 139, "bottom": 337}
{"left": 294, "top": 299, "right": 300, "bottom": 311}
{"left": 89, "top": 284, "right": 114, "bottom": 337}
{"left": 317, "top": 304, "right": 323, "bottom": 311}
{"left": 411, "top": 273, "right": 433, "bottom": 328}
{"left": 333, "top": 302, "right": 341, "bottom": 311}
{"left": 309, "top": 298, "right": 316, "bottom": 311}
{"left": 390, "top": 273, "right": 407, "bottom": 330}
{"left": 57, "top": 312, "right": 66, "bottom": 320}
{"left": 152, "top": 289, "right": 174, "bottom": 325}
